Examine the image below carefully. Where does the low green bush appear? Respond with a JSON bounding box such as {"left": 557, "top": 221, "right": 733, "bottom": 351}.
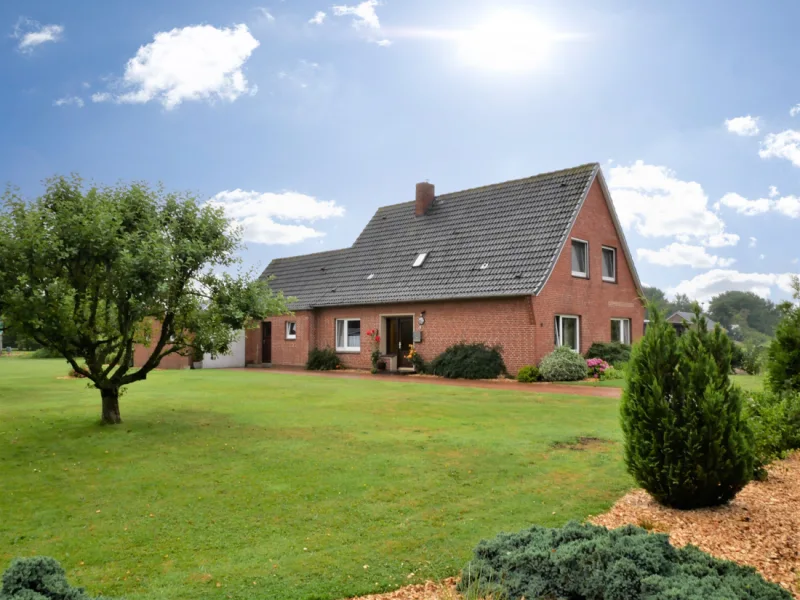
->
{"left": 1, "top": 556, "right": 118, "bottom": 599}
{"left": 516, "top": 365, "right": 541, "bottom": 383}
{"left": 585, "top": 341, "right": 631, "bottom": 366}
{"left": 458, "top": 521, "right": 791, "bottom": 600}
{"left": 539, "top": 346, "right": 588, "bottom": 382}
{"left": 29, "top": 347, "right": 63, "bottom": 359}
{"left": 305, "top": 347, "right": 343, "bottom": 371}
{"left": 430, "top": 343, "right": 506, "bottom": 380}
{"left": 745, "top": 390, "right": 800, "bottom": 475}
{"left": 600, "top": 365, "right": 625, "bottom": 381}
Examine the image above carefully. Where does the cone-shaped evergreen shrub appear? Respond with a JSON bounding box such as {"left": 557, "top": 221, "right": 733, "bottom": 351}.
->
{"left": 766, "top": 276, "right": 800, "bottom": 393}
{"left": 621, "top": 307, "right": 754, "bottom": 509}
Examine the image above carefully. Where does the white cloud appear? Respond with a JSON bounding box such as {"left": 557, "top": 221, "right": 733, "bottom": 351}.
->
{"left": 208, "top": 189, "right": 345, "bottom": 245}
{"left": 749, "top": 237, "right": 757, "bottom": 248}
{"left": 637, "top": 244, "right": 735, "bottom": 269}
{"left": 91, "top": 92, "right": 112, "bottom": 103}
{"left": 309, "top": 11, "right": 327, "bottom": 25}
{"left": 53, "top": 96, "right": 84, "bottom": 108}
{"left": 725, "top": 115, "right": 760, "bottom": 136}
{"left": 702, "top": 233, "right": 740, "bottom": 248}
{"left": 669, "top": 270, "right": 796, "bottom": 302}
{"left": 332, "top": 0, "right": 381, "bottom": 28}
{"left": 769, "top": 185, "right": 780, "bottom": 198}
{"left": 792, "top": 258, "right": 799, "bottom": 265}
{"left": 100, "top": 24, "right": 259, "bottom": 110}
{"left": 607, "top": 161, "right": 728, "bottom": 242}
{"left": 717, "top": 192, "right": 771, "bottom": 216}
{"left": 13, "top": 18, "right": 64, "bottom": 53}
{"left": 717, "top": 190, "right": 800, "bottom": 218}
{"left": 255, "top": 8, "right": 275, "bottom": 22}
{"left": 374, "top": 38, "right": 392, "bottom": 47}
{"left": 760, "top": 254, "right": 766, "bottom": 260}
{"left": 760, "top": 129, "right": 800, "bottom": 167}
{"left": 791, "top": 105, "right": 800, "bottom": 117}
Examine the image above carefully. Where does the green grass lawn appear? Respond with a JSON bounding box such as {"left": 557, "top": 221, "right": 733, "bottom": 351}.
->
{"left": 0, "top": 358, "right": 630, "bottom": 600}
{"left": 567, "top": 373, "right": 765, "bottom": 391}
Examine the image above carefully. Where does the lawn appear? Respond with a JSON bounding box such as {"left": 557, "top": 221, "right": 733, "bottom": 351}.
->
{"left": 568, "top": 373, "right": 765, "bottom": 392}
{"left": 0, "top": 358, "right": 630, "bottom": 600}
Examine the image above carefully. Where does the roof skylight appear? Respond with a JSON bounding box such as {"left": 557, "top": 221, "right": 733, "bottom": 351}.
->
{"left": 479, "top": 263, "right": 489, "bottom": 270}
{"left": 412, "top": 253, "right": 428, "bottom": 268}
{"left": 367, "top": 273, "right": 375, "bottom": 280}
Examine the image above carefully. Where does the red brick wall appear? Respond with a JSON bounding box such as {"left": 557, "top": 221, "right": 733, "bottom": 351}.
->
{"left": 132, "top": 321, "right": 192, "bottom": 370}
{"left": 532, "top": 178, "right": 645, "bottom": 359}
{"left": 248, "top": 297, "right": 538, "bottom": 374}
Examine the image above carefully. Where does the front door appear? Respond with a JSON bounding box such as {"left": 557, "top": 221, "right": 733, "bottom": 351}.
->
{"left": 261, "top": 322, "right": 272, "bottom": 364}
{"left": 386, "top": 317, "right": 414, "bottom": 368}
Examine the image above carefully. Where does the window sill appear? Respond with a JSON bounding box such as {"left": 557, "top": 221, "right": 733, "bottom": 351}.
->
{"left": 571, "top": 272, "right": 588, "bottom": 278}
{"left": 336, "top": 349, "right": 361, "bottom": 354}
{"left": 602, "top": 277, "right": 617, "bottom": 283}
{"left": 285, "top": 337, "right": 297, "bottom": 341}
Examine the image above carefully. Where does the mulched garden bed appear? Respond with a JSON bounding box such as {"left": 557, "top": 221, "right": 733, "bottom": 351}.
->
{"left": 349, "top": 453, "right": 800, "bottom": 600}
{"left": 591, "top": 452, "right": 800, "bottom": 598}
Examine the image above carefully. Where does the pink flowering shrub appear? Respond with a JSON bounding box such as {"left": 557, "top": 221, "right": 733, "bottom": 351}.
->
{"left": 586, "top": 358, "right": 610, "bottom": 379}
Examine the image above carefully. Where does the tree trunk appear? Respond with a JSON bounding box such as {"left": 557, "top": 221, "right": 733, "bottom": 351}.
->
{"left": 101, "top": 387, "right": 122, "bottom": 425}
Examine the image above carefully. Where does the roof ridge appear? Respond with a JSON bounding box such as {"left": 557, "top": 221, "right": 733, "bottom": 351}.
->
{"left": 372, "top": 163, "right": 601, "bottom": 212}
{"left": 436, "top": 162, "right": 600, "bottom": 201}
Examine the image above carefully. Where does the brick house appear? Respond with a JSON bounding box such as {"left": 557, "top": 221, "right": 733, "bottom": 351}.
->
{"left": 245, "top": 163, "right": 645, "bottom": 375}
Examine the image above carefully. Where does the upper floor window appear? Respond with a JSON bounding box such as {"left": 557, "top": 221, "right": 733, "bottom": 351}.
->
{"left": 571, "top": 239, "right": 588, "bottom": 278}
{"left": 286, "top": 322, "right": 297, "bottom": 340}
{"left": 602, "top": 246, "right": 617, "bottom": 282}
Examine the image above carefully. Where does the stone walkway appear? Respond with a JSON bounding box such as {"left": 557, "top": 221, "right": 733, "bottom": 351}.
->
{"left": 228, "top": 366, "right": 621, "bottom": 399}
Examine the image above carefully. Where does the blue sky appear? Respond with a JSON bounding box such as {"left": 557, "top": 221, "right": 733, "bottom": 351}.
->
{"left": 3, "top": 0, "right": 800, "bottom": 303}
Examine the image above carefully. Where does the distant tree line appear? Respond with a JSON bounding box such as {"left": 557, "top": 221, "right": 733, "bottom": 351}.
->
{"left": 642, "top": 286, "right": 782, "bottom": 343}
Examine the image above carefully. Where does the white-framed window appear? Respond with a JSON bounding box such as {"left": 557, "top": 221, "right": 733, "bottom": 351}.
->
{"left": 554, "top": 315, "right": 580, "bottom": 352}
{"left": 602, "top": 246, "right": 617, "bottom": 282}
{"left": 285, "top": 322, "right": 297, "bottom": 340}
{"left": 571, "top": 239, "right": 588, "bottom": 278}
{"left": 611, "top": 318, "right": 631, "bottom": 344}
{"left": 335, "top": 319, "right": 361, "bottom": 352}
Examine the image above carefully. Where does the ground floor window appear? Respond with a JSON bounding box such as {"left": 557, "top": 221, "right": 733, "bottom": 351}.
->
{"left": 554, "top": 315, "right": 580, "bottom": 352}
{"left": 611, "top": 318, "right": 631, "bottom": 344}
{"left": 335, "top": 319, "right": 361, "bottom": 351}
{"left": 285, "top": 322, "right": 297, "bottom": 340}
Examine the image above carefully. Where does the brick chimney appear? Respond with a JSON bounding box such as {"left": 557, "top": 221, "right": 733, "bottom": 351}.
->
{"left": 415, "top": 182, "right": 435, "bottom": 216}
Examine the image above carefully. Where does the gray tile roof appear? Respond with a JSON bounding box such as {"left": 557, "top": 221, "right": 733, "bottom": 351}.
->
{"left": 668, "top": 311, "right": 719, "bottom": 331}
{"left": 263, "top": 163, "right": 601, "bottom": 310}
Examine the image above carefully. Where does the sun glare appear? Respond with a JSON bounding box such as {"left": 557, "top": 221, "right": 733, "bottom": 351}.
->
{"left": 459, "top": 11, "right": 557, "bottom": 72}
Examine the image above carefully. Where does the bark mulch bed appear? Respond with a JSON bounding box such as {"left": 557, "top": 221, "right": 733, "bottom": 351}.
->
{"left": 348, "top": 454, "right": 800, "bottom": 600}
{"left": 591, "top": 452, "right": 800, "bottom": 598}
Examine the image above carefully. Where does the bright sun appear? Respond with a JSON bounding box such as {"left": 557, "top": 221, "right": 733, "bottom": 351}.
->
{"left": 458, "top": 11, "right": 558, "bottom": 72}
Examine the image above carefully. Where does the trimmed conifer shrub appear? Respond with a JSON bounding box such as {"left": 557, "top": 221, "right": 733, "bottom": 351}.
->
{"left": 1, "top": 556, "right": 118, "bottom": 599}
{"left": 621, "top": 307, "right": 754, "bottom": 509}
{"left": 305, "top": 347, "right": 343, "bottom": 371}
{"left": 429, "top": 343, "right": 506, "bottom": 379}
{"left": 585, "top": 341, "right": 631, "bottom": 366}
{"left": 539, "top": 346, "right": 588, "bottom": 382}
{"left": 458, "top": 521, "right": 792, "bottom": 600}
{"left": 766, "top": 276, "right": 800, "bottom": 393}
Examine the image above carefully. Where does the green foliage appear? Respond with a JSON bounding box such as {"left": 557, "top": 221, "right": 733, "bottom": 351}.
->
{"left": 621, "top": 307, "right": 754, "bottom": 509}
{"left": 742, "top": 343, "right": 764, "bottom": 375}
{"left": 306, "top": 347, "right": 343, "bottom": 371}
{"left": 516, "top": 365, "right": 541, "bottom": 383}
{"left": 586, "top": 341, "right": 631, "bottom": 366}
{"left": 430, "top": 343, "right": 506, "bottom": 380}
{"left": 30, "top": 348, "right": 63, "bottom": 359}
{"left": 458, "top": 521, "right": 791, "bottom": 600}
{"left": 0, "top": 176, "right": 290, "bottom": 423}
{"left": 539, "top": 346, "right": 588, "bottom": 382}
{"left": 708, "top": 290, "right": 782, "bottom": 338}
{"left": 745, "top": 390, "right": 800, "bottom": 474}
{"left": 600, "top": 365, "right": 625, "bottom": 381}
{"left": 1, "top": 556, "right": 118, "bottom": 599}
{"left": 766, "top": 277, "right": 800, "bottom": 393}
